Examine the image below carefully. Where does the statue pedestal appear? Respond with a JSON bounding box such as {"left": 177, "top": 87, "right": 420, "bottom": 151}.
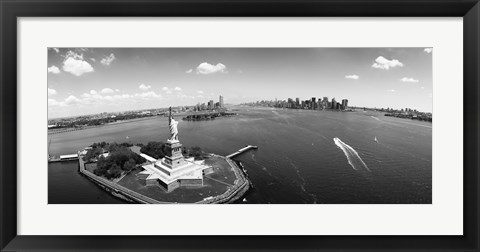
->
{"left": 161, "top": 140, "right": 185, "bottom": 169}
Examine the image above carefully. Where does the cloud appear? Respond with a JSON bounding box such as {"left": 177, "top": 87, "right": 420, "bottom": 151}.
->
{"left": 162, "top": 86, "right": 173, "bottom": 94}
{"left": 421, "top": 86, "right": 425, "bottom": 89}
{"left": 372, "top": 56, "right": 404, "bottom": 70}
{"left": 48, "top": 98, "right": 62, "bottom": 107}
{"left": 62, "top": 51, "right": 94, "bottom": 76}
{"left": 400, "top": 77, "right": 419, "bottom": 83}
{"left": 48, "top": 65, "right": 61, "bottom": 74}
{"left": 90, "top": 58, "right": 96, "bottom": 62}
{"left": 101, "top": 88, "right": 114, "bottom": 94}
{"left": 48, "top": 88, "right": 57, "bottom": 96}
{"left": 139, "top": 84, "right": 151, "bottom": 91}
{"left": 185, "top": 69, "right": 193, "bottom": 74}
{"left": 197, "top": 90, "right": 204, "bottom": 94}
{"left": 134, "top": 91, "right": 160, "bottom": 99}
{"left": 100, "top": 53, "right": 116, "bottom": 66}
{"left": 174, "top": 87, "right": 182, "bottom": 91}
{"left": 424, "top": 48, "right": 433, "bottom": 53}
{"left": 50, "top": 89, "right": 165, "bottom": 109}
{"left": 386, "top": 89, "right": 396, "bottom": 92}
{"left": 115, "top": 94, "right": 131, "bottom": 99}
{"left": 345, "top": 74, "right": 359, "bottom": 80}
{"left": 196, "top": 62, "right": 227, "bottom": 75}
{"left": 115, "top": 89, "right": 120, "bottom": 92}
{"left": 65, "top": 95, "right": 81, "bottom": 105}
{"left": 51, "top": 48, "right": 60, "bottom": 53}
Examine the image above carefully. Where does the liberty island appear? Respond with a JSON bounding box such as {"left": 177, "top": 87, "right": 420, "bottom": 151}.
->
{"left": 74, "top": 106, "right": 253, "bottom": 203}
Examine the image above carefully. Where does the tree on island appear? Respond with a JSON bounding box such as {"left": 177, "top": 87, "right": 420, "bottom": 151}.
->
{"left": 83, "top": 142, "right": 134, "bottom": 162}
{"left": 87, "top": 142, "right": 145, "bottom": 179}
{"left": 140, "top": 141, "right": 167, "bottom": 159}
{"left": 140, "top": 141, "right": 206, "bottom": 160}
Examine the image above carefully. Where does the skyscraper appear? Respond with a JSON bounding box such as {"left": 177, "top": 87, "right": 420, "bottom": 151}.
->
{"left": 341, "top": 99, "right": 348, "bottom": 110}
{"left": 208, "top": 100, "right": 214, "bottom": 110}
{"left": 331, "top": 98, "right": 336, "bottom": 109}
{"left": 322, "top": 97, "right": 328, "bottom": 109}
{"left": 295, "top": 98, "right": 300, "bottom": 108}
{"left": 219, "top": 95, "right": 224, "bottom": 108}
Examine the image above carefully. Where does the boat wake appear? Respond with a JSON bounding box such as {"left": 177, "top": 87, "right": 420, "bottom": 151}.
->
{"left": 370, "top": 116, "right": 381, "bottom": 121}
{"left": 333, "top": 137, "right": 370, "bottom": 172}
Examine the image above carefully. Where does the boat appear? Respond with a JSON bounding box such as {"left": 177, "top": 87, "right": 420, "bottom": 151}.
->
{"left": 374, "top": 136, "right": 378, "bottom": 143}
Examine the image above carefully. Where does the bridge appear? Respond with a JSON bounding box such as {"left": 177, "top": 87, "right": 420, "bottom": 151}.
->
{"left": 226, "top": 145, "right": 258, "bottom": 158}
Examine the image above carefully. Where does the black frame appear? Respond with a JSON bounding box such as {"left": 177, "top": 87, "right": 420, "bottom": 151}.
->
{"left": 1, "top": 0, "right": 478, "bottom": 251}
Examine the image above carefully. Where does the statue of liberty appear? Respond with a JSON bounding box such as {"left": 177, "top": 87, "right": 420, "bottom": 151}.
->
{"left": 168, "top": 107, "right": 179, "bottom": 141}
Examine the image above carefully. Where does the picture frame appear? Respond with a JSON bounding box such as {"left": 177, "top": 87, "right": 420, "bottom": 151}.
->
{"left": 1, "top": 0, "right": 479, "bottom": 251}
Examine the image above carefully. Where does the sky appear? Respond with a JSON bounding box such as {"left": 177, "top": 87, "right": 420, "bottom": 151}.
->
{"left": 48, "top": 48, "right": 432, "bottom": 118}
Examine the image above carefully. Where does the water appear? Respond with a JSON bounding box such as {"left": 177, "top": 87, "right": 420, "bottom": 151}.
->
{"left": 48, "top": 160, "right": 125, "bottom": 204}
{"left": 49, "top": 107, "right": 432, "bottom": 204}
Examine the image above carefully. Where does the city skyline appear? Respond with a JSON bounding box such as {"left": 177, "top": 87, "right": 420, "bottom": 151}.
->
{"left": 48, "top": 48, "right": 433, "bottom": 118}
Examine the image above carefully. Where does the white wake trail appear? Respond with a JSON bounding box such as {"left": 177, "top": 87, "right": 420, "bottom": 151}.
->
{"left": 333, "top": 137, "right": 371, "bottom": 171}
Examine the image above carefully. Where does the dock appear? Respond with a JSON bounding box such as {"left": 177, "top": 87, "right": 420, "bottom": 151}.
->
{"left": 226, "top": 145, "right": 258, "bottom": 158}
{"left": 48, "top": 153, "right": 79, "bottom": 163}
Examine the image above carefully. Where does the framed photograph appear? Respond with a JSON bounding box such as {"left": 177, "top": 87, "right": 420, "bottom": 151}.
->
{"left": 1, "top": 0, "right": 479, "bottom": 251}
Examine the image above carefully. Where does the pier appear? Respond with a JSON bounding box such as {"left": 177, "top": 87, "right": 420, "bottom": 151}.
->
{"left": 226, "top": 145, "right": 258, "bottom": 158}
{"left": 48, "top": 153, "right": 79, "bottom": 163}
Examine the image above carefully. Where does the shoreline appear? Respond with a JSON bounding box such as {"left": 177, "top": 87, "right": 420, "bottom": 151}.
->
{"left": 48, "top": 110, "right": 237, "bottom": 135}
{"left": 48, "top": 116, "right": 162, "bottom": 135}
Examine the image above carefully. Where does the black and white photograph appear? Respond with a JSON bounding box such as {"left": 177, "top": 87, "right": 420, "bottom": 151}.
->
{"left": 48, "top": 47, "right": 433, "bottom": 204}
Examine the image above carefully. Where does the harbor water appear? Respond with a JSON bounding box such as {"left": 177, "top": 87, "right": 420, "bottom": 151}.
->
{"left": 48, "top": 107, "right": 432, "bottom": 204}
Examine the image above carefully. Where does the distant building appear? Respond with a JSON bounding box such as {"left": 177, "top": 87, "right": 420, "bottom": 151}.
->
{"left": 331, "top": 98, "right": 336, "bottom": 109}
{"left": 219, "top": 95, "right": 224, "bottom": 108}
{"left": 341, "top": 99, "right": 348, "bottom": 110}
{"left": 322, "top": 97, "right": 328, "bottom": 108}
{"left": 208, "top": 100, "right": 214, "bottom": 110}
{"left": 311, "top": 97, "right": 316, "bottom": 110}
{"left": 295, "top": 98, "right": 300, "bottom": 107}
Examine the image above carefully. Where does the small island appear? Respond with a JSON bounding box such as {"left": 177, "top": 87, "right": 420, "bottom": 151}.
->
{"left": 77, "top": 107, "right": 252, "bottom": 204}
{"left": 182, "top": 112, "right": 237, "bottom": 121}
